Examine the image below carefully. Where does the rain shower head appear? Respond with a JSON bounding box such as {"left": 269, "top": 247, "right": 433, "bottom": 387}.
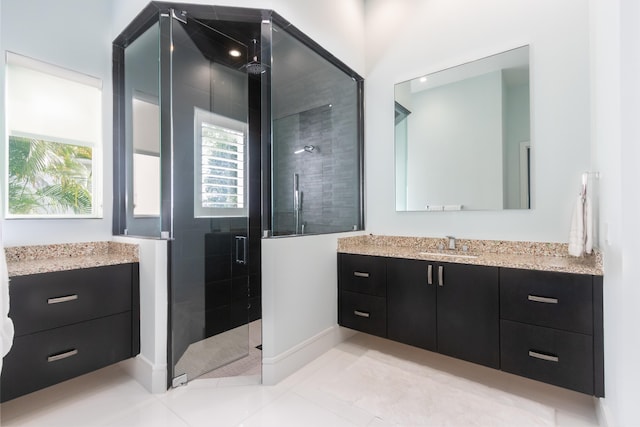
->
{"left": 294, "top": 145, "right": 317, "bottom": 154}
{"left": 243, "top": 39, "right": 267, "bottom": 75}
{"left": 246, "top": 57, "right": 267, "bottom": 75}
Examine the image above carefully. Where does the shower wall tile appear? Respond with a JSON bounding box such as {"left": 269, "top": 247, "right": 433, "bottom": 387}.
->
{"left": 272, "top": 75, "right": 359, "bottom": 235}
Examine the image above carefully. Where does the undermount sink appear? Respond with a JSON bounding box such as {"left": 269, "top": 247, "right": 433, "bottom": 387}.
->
{"left": 418, "top": 251, "right": 479, "bottom": 259}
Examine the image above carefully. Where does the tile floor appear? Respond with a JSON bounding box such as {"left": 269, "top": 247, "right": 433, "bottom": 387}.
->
{"left": 200, "top": 320, "right": 262, "bottom": 379}
{"left": 0, "top": 333, "right": 600, "bottom": 427}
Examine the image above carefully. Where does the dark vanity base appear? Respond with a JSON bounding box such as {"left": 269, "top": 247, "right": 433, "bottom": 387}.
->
{"left": 338, "top": 253, "right": 604, "bottom": 397}
{"left": 1, "top": 263, "right": 140, "bottom": 402}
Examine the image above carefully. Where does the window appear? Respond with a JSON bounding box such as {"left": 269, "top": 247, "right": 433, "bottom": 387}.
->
{"left": 194, "top": 108, "right": 247, "bottom": 218}
{"left": 5, "top": 52, "right": 102, "bottom": 218}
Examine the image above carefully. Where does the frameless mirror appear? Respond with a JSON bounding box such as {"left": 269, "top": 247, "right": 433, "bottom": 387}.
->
{"left": 395, "top": 45, "right": 531, "bottom": 211}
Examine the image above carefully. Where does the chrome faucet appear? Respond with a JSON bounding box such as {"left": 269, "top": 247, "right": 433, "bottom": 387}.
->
{"left": 446, "top": 236, "right": 456, "bottom": 250}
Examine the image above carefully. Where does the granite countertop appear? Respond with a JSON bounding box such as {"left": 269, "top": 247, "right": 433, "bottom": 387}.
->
{"left": 338, "top": 235, "right": 603, "bottom": 276}
{"left": 5, "top": 241, "right": 139, "bottom": 277}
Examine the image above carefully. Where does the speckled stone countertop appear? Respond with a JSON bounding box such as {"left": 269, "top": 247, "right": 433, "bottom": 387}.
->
{"left": 5, "top": 241, "right": 139, "bottom": 277}
{"left": 338, "top": 235, "right": 603, "bottom": 276}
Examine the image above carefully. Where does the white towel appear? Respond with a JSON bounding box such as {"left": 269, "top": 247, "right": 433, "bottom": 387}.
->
{"left": 568, "top": 195, "right": 592, "bottom": 257}
{"left": 0, "top": 223, "right": 14, "bottom": 373}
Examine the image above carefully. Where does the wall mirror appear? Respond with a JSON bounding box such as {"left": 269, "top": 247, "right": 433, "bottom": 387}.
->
{"left": 395, "top": 45, "right": 531, "bottom": 211}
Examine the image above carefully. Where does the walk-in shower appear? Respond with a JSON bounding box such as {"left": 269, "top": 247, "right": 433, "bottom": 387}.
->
{"left": 113, "top": 3, "right": 363, "bottom": 388}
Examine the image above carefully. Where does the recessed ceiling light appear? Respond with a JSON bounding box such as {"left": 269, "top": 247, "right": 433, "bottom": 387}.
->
{"left": 420, "top": 76, "right": 428, "bottom": 83}
{"left": 229, "top": 49, "right": 241, "bottom": 57}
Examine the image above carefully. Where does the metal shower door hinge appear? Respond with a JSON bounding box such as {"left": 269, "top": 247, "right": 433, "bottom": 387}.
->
{"left": 172, "top": 373, "right": 188, "bottom": 388}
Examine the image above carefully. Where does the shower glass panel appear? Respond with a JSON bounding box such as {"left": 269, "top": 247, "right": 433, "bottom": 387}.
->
{"left": 168, "top": 14, "right": 252, "bottom": 383}
{"left": 123, "top": 21, "right": 161, "bottom": 237}
{"left": 270, "top": 24, "right": 361, "bottom": 236}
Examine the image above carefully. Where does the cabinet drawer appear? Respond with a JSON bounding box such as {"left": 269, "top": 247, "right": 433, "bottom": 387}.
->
{"left": 500, "top": 268, "right": 593, "bottom": 334}
{"left": 500, "top": 319, "right": 594, "bottom": 395}
{"left": 339, "top": 254, "right": 386, "bottom": 296}
{"left": 0, "top": 312, "right": 133, "bottom": 402}
{"left": 339, "top": 290, "right": 386, "bottom": 337}
{"left": 9, "top": 264, "right": 134, "bottom": 336}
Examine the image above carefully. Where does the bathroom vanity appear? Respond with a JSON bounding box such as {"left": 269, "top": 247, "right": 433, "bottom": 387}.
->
{"left": 1, "top": 242, "right": 140, "bottom": 402}
{"left": 337, "top": 236, "right": 604, "bottom": 397}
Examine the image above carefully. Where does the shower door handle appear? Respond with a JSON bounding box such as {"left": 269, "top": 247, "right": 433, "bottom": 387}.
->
{"left": 235, "top": 236, "right": 248, "bottom": 265}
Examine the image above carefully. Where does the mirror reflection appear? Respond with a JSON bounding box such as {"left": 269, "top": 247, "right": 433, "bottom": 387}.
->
{"left": 395, "top": 45, "right": 530, "bottom": 211}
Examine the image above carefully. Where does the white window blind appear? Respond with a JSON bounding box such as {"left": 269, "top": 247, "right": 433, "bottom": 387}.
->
{"left": 194, "top": 108, "right": 247, "bottom": 218}
{"left": 6, "top": 52, "right": 102, "bottom": 146}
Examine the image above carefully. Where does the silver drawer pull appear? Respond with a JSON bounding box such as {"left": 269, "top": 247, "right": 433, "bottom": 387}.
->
{"left": 528, "top": 350, "right": 559, "bottom": 363}
{"left": 528, "top": 295, "right": 558, "bottom": 304}
{"left": 354, "top": 310, "right": 370, "bottom": 318}
{"left": 47, "top": 294, "right": 79, "bottom": 304}
{"left": 438, "top": 265, "right": 444, "bottom": 287}
{"left": 427, "top": 264, "right": 433, "bottom": 285}
{"left": 353, "top": 271, "right": 370, "bottom": 278}
{"left": 47, "top": 349, "right": 78, "bottom": 363}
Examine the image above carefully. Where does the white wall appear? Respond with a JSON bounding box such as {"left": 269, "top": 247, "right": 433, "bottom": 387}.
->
{"left": 114, "top": 236, "right": 168, "bottom": 393}
{"left": 590, "top": 0, "right": 640, "bottom": 425}
{"left": 261, "top": 233, "right": 359, "bottom": 383}
{"left": 365, "top": 0, "right": 591, "bottom": 242}
{"left": 0, "top": 0, "right": 114, "bottom": 246}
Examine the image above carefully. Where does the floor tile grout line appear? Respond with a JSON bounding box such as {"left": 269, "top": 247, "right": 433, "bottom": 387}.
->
{"left": 228, "top": 386, "right": 296, "bottom": 427}
{"left": 284, "top": 389, "right": 368, "bottom": 427}
{"left": 151, "top": 395, "right": 196, "bottom": 427}
{"left": 289, "top": 387, "right": 376, "bottom": 427}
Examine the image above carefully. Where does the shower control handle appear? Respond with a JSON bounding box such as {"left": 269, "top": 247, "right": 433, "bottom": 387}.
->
{"left": 235, "top": 236, "right": 247, "bottom": 265}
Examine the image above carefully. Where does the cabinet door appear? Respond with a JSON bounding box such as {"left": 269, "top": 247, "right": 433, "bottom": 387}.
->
{"left": 1, "top": 312, "right": 132, "bottom": 402}
{"left": 338, "top": 253, "right": 386, "bottom": 297}
{"left": 501, "top": 319, "right": 594, "bottom": 395}
{"left": 436, "top": 263, "right": 500, "bottom": 368}
{"left": 387, "top": 258, "right": 436, "bottom": 351}
{"left": 9, "top": 264, "right": 134, "bottom": 336}
{"left": 500, "top": 268, "right": 593, "bottom": 335}
{"left": 339, "top": 291, "right": 387, "bottom": 337}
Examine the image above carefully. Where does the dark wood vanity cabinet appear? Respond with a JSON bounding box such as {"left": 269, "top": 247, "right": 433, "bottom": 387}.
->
{"left": 435, "top": 263, "right": 499, "bottom": 369}
{"left": 1, "top": 263, "right": 140, "bottom": 402}
{"left": 387, "top": 258, "right": 437, "bottom": 351}
{"left": 338, "top": 253, "right": 604, "bottom": 396}
{"left": 338, "top": 254, "right": 387, "bottom": 337}
{"left": 499, "top": 268, "right": 604, "bottom": 396}
{"left": 386, "top": 259, "right": 499, "bottom": 368}
{"left": 340, "top": 254, "right": 499, "bottom": 368}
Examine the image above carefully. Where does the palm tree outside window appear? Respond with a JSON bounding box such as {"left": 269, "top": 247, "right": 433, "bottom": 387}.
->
{"left": 5, "top": 52, "right": 102, "bottom": 218}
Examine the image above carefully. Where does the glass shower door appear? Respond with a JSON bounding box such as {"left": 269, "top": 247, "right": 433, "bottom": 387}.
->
{"left": 167, "top": 12, "right": 251, "bottom": 384}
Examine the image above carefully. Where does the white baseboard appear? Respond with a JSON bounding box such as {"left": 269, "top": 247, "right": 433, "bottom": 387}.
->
{"left": 261, "top": 325, "right": 355, "bottom": 385}
{"left": 595, "top": 398, "right": 613, "bottom": 427}
{"left": 120, "top": 354, "right": 167, "bottom": 394}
